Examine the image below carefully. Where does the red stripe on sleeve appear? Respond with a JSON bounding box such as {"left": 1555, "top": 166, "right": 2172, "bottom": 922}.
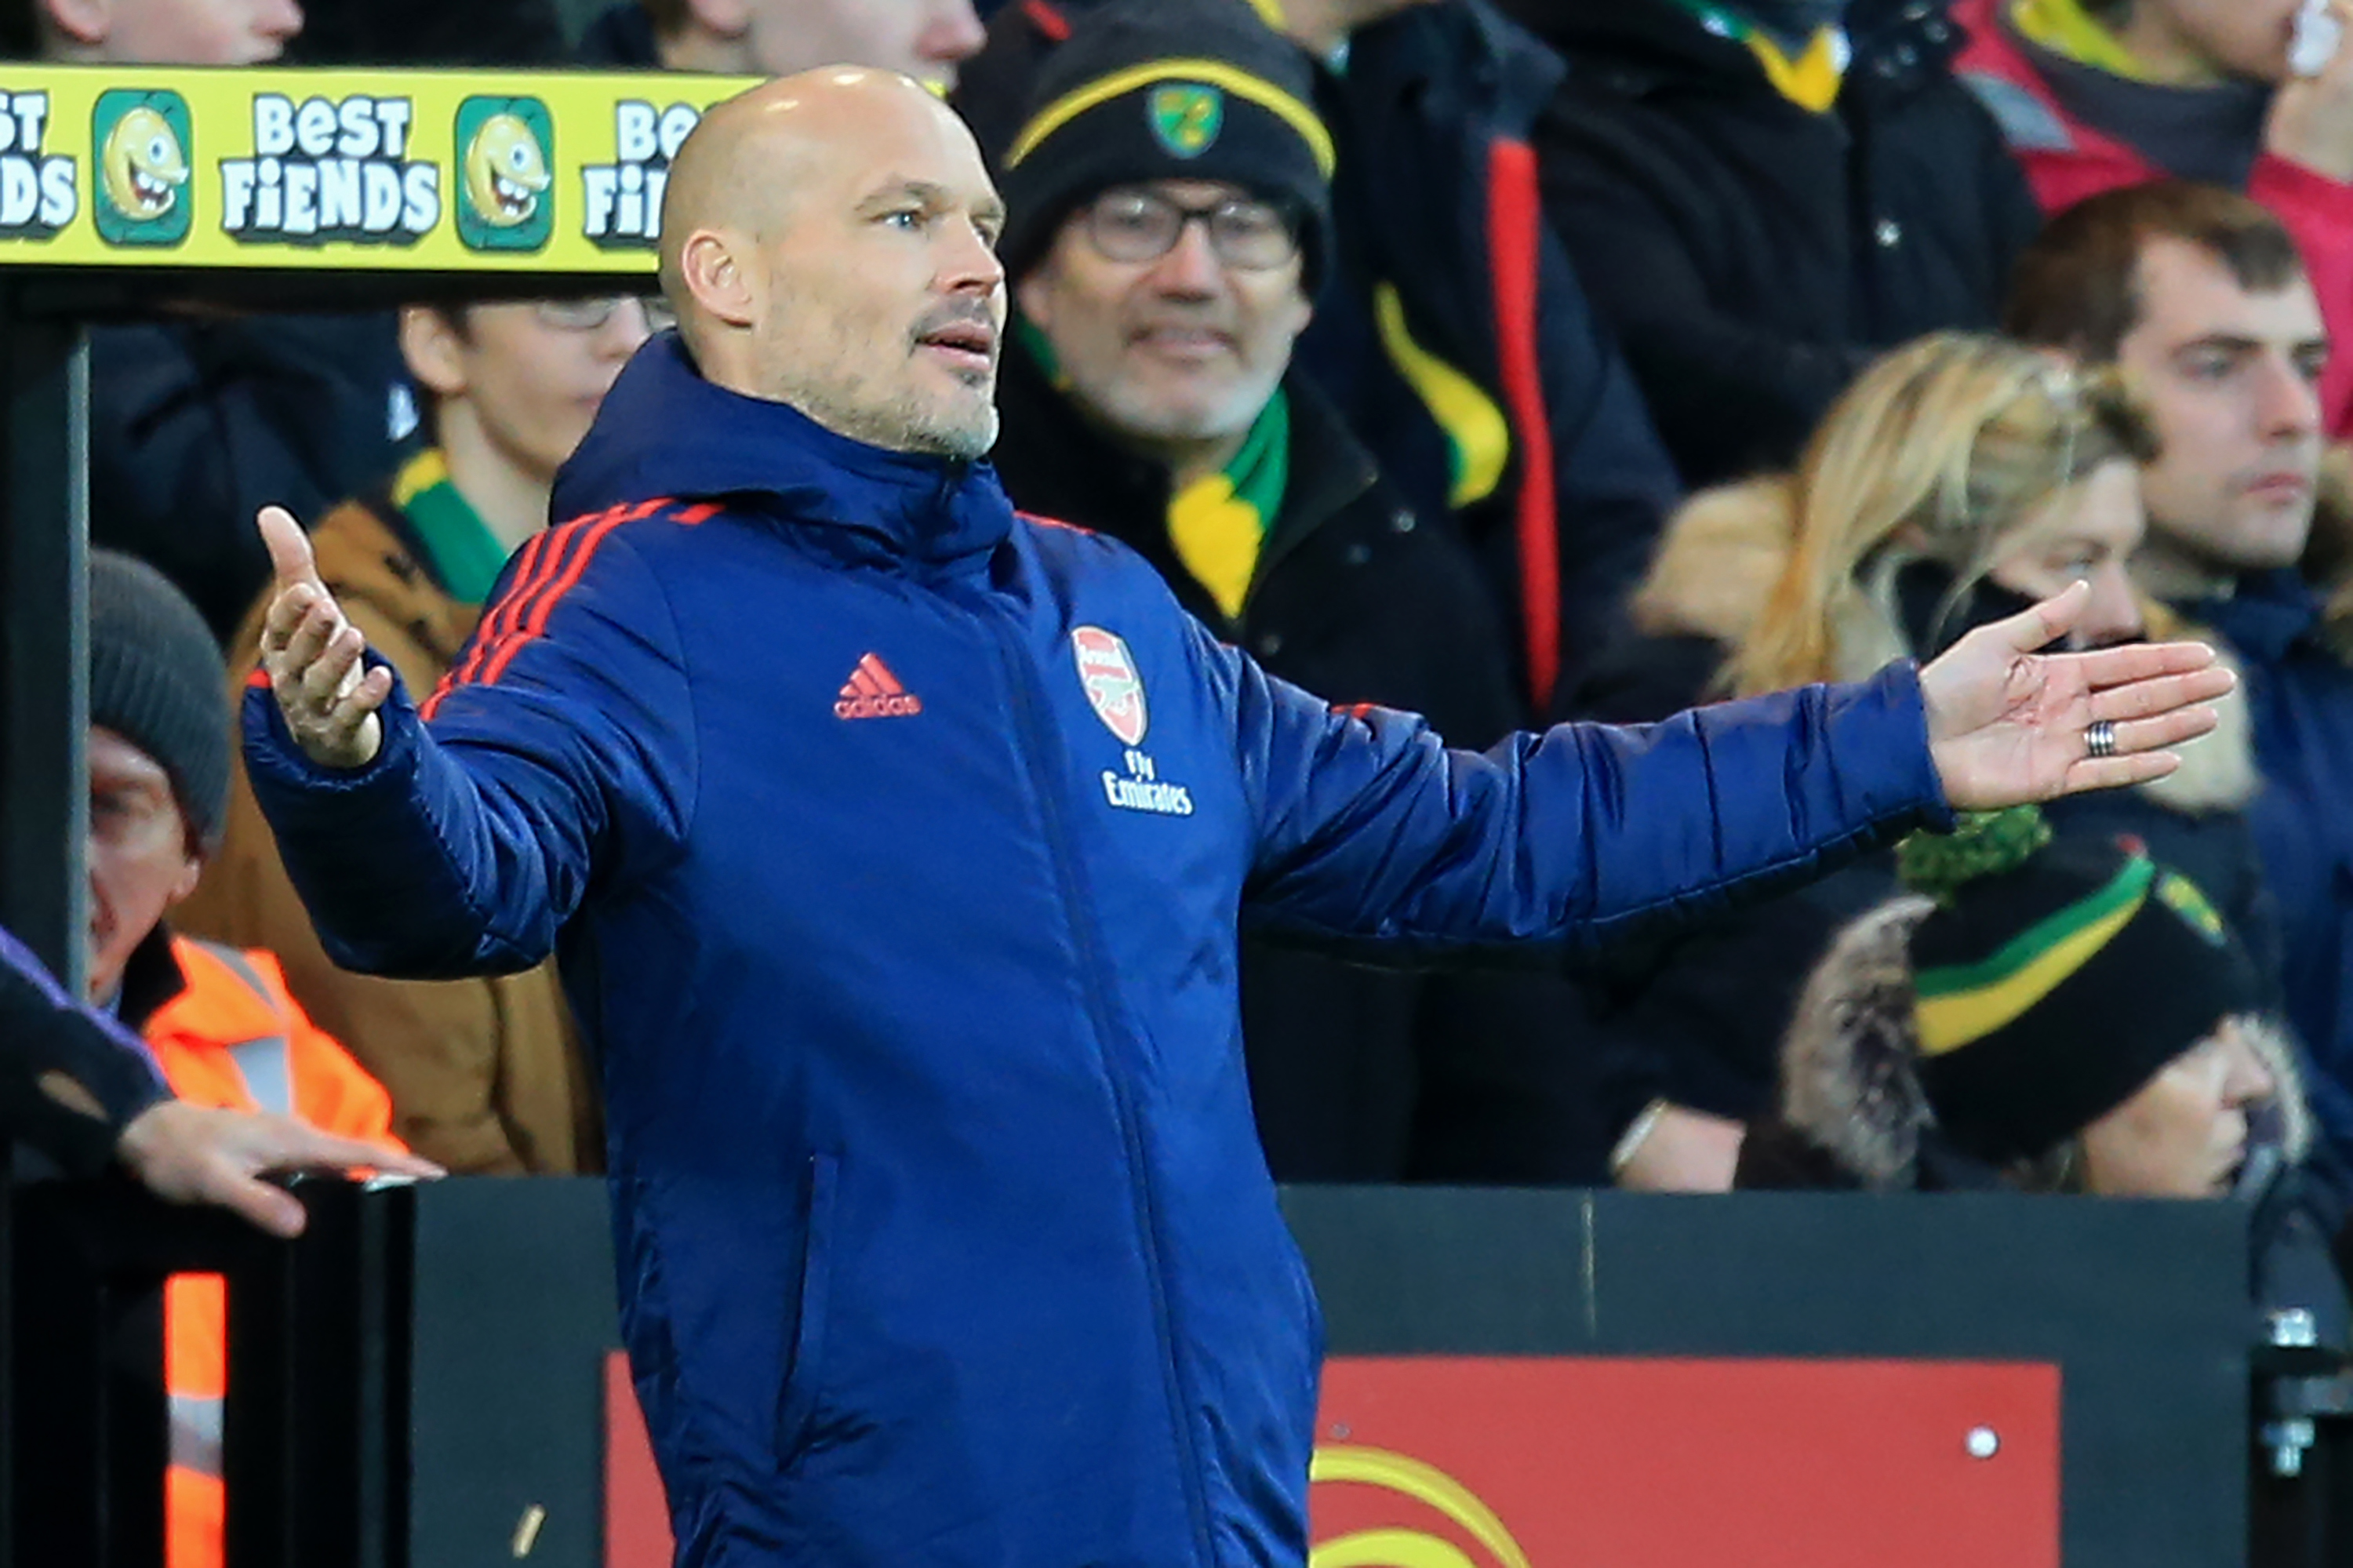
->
{"left": 425, "top": 525, "right": 566, "bottom": 719}
{"left": 477, "top": 506, "right": 650, "bottom": 686}
{"left": 1486, "top": 136, "right": 1562, "bottom": 713}
{"left": 425, "top": 498, "right": 696, "bottom": 711}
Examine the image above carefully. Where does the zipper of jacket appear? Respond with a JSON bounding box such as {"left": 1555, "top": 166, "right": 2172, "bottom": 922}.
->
{"left": 975, "top": 591, "right": 1220, "bottom": 1566}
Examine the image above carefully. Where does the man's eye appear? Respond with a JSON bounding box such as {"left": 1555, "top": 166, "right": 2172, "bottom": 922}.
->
{"left": 882, "top": 209, "right": 923, "bottom": 231}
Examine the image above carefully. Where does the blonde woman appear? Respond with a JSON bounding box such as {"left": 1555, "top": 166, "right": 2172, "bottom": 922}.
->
{"left": 1575, "top": 332, "right": 2275, "bottom": 1191}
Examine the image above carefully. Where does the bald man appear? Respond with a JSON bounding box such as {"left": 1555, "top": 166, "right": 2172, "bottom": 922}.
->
{"left": 239, "top": 71, "right": 2232, "bottom": 1566}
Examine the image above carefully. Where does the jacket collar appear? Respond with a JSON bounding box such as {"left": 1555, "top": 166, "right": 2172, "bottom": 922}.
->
{"left": 554, "top": 332, "right": 1017, "bottom": 571}
{"left": 991, "top": 340, "right": 1375, "bottom": 623}
{"left": 114, "top": 925, "right": 188, "bottom": 1036}
{"left": 2195, "top": 569, "right": 2323, "bottom": 666}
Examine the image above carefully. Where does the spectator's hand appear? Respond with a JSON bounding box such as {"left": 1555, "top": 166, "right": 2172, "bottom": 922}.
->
{"left": 1920, "top": 582, "right": 2233, "bottom": 809}
{"left": 1615, "top": 1104, "right": 1744, "bottom": 1192}
{"left": 2268, "top": 1, "right": 2353, "bottom": 182}
{"left": 115, "top": 1100, "right": 443, "bottom": 1239}
{"left": 256, "top": 505, "right": 392, "bottom": 769}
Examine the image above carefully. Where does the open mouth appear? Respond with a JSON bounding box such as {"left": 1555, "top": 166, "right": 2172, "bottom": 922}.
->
{"left": 494, "top": 175, "right": 538, "bottom": 218}
{"left": 918, "top": 320, "right": 998, "bottom": 373}
{"left": 132, "top": 169, "right": 174, "bottom": 211}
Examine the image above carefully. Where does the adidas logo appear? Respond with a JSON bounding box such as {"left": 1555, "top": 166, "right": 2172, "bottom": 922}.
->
{"left": 835, "top": 653, "right": 923, "bottom": 719}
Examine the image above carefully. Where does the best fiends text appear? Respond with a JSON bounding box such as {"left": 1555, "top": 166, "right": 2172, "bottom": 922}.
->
{"left": 221, "top": 93, "right": 438, "bottom": 243}
{"left": 0, "top": 91, "right": 76, "bottom": 238}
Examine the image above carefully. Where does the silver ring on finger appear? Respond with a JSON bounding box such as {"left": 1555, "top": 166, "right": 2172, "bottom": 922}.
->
{"left": 2085, "top": 718, "right": 2118, "bottom": 759}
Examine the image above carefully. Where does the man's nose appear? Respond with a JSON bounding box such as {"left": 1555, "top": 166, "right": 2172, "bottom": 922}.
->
{"left": 1148, "top": 220, "right": 1224, "bottom": 296}
{"left": 2224, "top": 1033, "right": 2278, "bottom": 1105}
{"left": 944, "top": 217, "right": 1005, "bottom": 295}
{"left": 2257, "top": 353, "right": 2322, "bottom": 441}
{"left": 2080, "top": 562, "right": 2143, "bottom": 648}
{"left": 923, "top": 1, "right": 988, "bottom": 69}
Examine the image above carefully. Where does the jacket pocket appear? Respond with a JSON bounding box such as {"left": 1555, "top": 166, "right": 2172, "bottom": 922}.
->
{"left": 776, "top": 1151, "right": 838, "bottom": 1463}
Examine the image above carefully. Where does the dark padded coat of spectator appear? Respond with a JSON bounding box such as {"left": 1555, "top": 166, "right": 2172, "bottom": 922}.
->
{"left": 89, "top": 315, "right": 406, "bottom": 640}
{"left": 1506, "top": 0, "right": 2043, "bottom": 487}
{"left": 958, "top": 0, "right": 1683, "bottom": 711}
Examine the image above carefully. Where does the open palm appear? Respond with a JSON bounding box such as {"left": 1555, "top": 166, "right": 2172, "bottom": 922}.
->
{"left": 1920, "top": 583, "right": 2236, "bottom": 810}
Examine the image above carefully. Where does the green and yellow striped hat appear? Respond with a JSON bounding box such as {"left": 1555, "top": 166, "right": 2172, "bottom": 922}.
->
{"left": 995, "top": 0, "right": 1336, "bottom": 289}
{"left": 1897, "top": 808, "right": 2260, "bottom": 1163}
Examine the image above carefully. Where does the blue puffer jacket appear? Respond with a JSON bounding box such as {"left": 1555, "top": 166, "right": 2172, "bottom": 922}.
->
{"left": 243, "top": 334, "right": 1947, "bottom": 1567}
{"left": 2195, "top": 569, "right": 2353, "bottom": 1166}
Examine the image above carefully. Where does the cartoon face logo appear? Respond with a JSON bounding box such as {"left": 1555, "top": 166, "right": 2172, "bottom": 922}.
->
{"left": 93, "top": 90, "right": 193, "bottom": 246}
{"left": 1072, "top": 627, "right": 1147, "bottom": 747}
{"left": 455, "top": 97, "right": 554, "bottom": 252}
{"left": 1148, "top": 83, "right": 1224, "bottom": 159}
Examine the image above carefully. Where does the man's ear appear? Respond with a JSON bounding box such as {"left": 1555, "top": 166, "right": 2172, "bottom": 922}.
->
{"left": 42, "top": 0, "right": 111, "bottom": 49}
{"left": 398, "top": 306, "right": 470, "bottom": 402}
{"left": 680, "top": 228, "right": 759, "bottom": 330}
{"left": 1014, "top": 267, "right": 1055, "bottom": 336}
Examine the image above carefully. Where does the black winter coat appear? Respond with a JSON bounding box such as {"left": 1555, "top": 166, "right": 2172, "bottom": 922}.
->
{"left": 991, "top": 345, "right": 1613, "bottom": 1183}
{"left": 1506, "top": 0, "right": 2042, "bottom": 487}
{"left": 89, "top": 313, "right": 406, "bottom": 641}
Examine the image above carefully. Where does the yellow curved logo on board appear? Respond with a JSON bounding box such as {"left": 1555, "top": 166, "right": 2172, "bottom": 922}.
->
{"left": 1311, "top": 1446, "right": 1533, "bottom": 1568}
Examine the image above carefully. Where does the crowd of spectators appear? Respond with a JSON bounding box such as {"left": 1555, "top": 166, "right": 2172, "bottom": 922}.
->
{"left": 10, "top": 0, "right": 2353, "bottom": 1555}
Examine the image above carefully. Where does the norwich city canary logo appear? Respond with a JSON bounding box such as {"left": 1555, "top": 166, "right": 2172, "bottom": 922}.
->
{"left": 93, "top": 90, "right": 191, "bottom": 247}
{"left": 1311, "top": 1446, "right": 1533, "bottom": 1568}
{"left": 455, "top": 96, "right": 553, "bottom": 252}
{"left": 1148, "top": 83, "right": 1223, "bottom": 158}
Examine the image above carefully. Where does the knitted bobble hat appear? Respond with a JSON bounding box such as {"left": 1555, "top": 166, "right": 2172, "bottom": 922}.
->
{"left": 88, "top": 551, "right": 231, "bottom": 853}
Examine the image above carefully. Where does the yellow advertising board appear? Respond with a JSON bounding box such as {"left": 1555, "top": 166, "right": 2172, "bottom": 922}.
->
{"left": 0, "top": 65, "right": 759, "bottom": 272}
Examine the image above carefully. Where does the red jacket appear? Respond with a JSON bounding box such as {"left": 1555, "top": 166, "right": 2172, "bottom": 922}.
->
{"left": 1953, "top": 0, "right": 2353, "bottom": 433}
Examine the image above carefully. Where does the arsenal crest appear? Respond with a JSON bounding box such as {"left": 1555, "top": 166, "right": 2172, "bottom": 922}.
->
{"left": 1071, "top": 626, "right": 1147, "bottom": 746}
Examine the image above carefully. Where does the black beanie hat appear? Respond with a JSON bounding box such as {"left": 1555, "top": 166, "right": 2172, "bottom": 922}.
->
{"left": 1898, "top": 809, "right": 2264, "bottom": 1165}
{"left": 997, "top": 0, "right": 1336, "bottom": 290}
{"left": 89, "top": 551, "right": 230, "bottom": 854}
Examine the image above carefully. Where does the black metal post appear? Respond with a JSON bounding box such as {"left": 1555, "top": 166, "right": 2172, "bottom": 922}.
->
{"left": 0, "top": 280, "right": 90, "bottom": 984}
{"left": 0, "top": 277, "right": 91, "bottom": 1568}
{"left": 11, "top": 1177, "right": 412, "bottom": 1568}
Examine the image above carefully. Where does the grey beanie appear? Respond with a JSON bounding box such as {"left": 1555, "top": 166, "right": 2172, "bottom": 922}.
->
{"left": 88, "top": 551, "right": 230, "bottom": 853}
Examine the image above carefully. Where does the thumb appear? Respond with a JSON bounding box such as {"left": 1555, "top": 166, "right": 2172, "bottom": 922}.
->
{"left": 2001, "top": 579, "right": 2089, "bottom": 653}
{"left": 256, "top": 505, "right": 322, "bottom": 594}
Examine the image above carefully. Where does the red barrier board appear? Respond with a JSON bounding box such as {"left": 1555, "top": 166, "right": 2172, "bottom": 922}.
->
{"left": 605, "top": 1352, "right": 2060, "bottom": 1566}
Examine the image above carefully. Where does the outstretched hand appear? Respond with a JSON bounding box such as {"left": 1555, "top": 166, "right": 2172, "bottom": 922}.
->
{"left": 255, "top": 505, "right": 393, "bottom": 769}
{"left": 115, "top": 1100, "right": 444, "bottom": 1239}
{"left": 1919, "top": 581, "right": 2236, "bottom": 809}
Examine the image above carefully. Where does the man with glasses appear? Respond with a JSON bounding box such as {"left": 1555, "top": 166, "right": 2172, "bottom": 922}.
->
{"left": 178, "top": 294, "right": 657, "bottom": 1176}
{"left": 993, "top": 0, "right": 1606, "bottom": 1185}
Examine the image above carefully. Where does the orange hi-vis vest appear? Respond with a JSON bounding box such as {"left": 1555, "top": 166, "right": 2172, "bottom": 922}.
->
{"left": 141, "top": 935, "right": 404, "bottom": 1568}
